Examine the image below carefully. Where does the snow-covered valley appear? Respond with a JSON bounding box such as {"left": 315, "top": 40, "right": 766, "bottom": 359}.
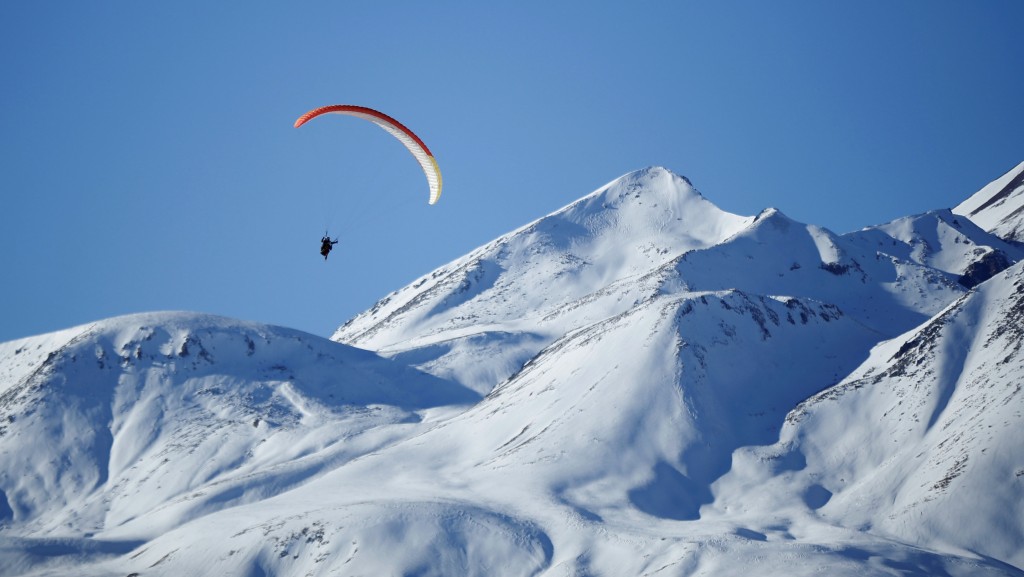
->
{"left": 2, "top": 163, "right": 1023, "bottom": 576}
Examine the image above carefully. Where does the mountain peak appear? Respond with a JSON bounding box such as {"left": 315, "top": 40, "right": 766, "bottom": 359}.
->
{"left": 749, "top": 206, "right": 796, "bottom": 227}
{"left": 557, "top": 165, "right": 707, "bottom": 218}
{"left": 618, "top": 165, "right": 694, "bottom": 189}
{"left": 534, "top": 166, "right": 752, "bottom": 267}
{"left": 334, "top": 168, "right": 752, "bottom": 359}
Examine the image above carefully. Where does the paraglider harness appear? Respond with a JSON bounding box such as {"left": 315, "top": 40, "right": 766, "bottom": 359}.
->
{"left": 321, "top": 234, "right": 338, "bottom": 260}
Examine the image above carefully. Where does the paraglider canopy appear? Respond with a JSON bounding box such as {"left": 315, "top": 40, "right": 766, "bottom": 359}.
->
{"left": 294, "top": 105, "right": 442, "bottom": 205}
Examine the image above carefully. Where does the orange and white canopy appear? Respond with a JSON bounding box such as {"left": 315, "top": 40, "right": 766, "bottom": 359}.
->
{"left": 294, "top": 104, "right": 442, "bottom": 205}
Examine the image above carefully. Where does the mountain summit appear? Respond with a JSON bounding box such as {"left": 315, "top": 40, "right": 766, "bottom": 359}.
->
{"left": 335, "top": 167, "right": 753, "bottom": 393}
{"left": 336, "top": 166, "right": 1019, "bottom": 395}
{"left": 2, "top": 166, "right": 1023, "bottom": 576}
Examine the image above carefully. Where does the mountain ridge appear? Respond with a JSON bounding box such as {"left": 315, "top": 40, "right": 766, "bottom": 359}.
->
{"left": 955, "top": 160, "right": 1024, "bottom": 243}
{"left": 1, "top": 164, "right": 1023, "bottom": 576}
{"left": 335, "top": 166, "right": 1021, "bottom": 399}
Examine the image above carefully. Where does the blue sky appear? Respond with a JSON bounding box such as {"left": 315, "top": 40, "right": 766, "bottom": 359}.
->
{"left": 2, "top": 1, "right": 1023, "bottom": 342}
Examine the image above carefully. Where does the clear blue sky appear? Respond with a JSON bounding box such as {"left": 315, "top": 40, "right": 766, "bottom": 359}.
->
{"left": 2, "top": 1, "right": 1023, "bottom": 342}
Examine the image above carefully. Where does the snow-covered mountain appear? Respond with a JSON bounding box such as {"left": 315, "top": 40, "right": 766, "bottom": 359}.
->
{"left": 337, "top": 167, "right": 1021, "bottom": 394}
{"left": 955, "top": 160, "right": 1024, "bottom": 244}
{"left": 0, "top": 313, "right": 478, "bottom": 575}
{"left": 716, "top": 260, "right": 1024, "bottom": 568}
{"left": 1, "top": 166, "right": 1022, "bottom": 576}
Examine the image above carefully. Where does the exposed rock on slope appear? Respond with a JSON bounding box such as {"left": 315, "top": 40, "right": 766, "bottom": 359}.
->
{"left": 955, "top": 160, "right": 1024, "bottom": 244}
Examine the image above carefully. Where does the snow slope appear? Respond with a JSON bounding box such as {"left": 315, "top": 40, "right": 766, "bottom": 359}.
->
{"left": 0, "top": 312, "right": 478, "bottom": 575}
{"left": 714, "top": 260, "right": 1024, "bottom": 569}
{"left": 1, "top": 165, "right": 1023, "bottom": 576}
{"left": 60, "top": 286, "right": 1015, "bottom": 576}
{"left": 336, "top": 167, "right": 1020, "bottom": 395}
{"left": 955, "top": 160, "right": 1024, "bottom": 244}
{"left": 334, "top": 168, "right": 754, "bottom": 395}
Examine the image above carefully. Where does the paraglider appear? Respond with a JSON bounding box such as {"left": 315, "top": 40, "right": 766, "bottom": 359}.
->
{"left": 294, "top": 104, "right": 442, "bottom": 205}
{"left": 320, "top": 235, "right": 338, "bottom": 260}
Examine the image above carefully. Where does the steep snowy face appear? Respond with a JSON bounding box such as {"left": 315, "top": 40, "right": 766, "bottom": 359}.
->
{"left": 714, "top": 261, "right": 1024, "bottom": 569}
{"left": 334, "top": 168, "right": 1020, "bottom": 397}
{"left": 373, "top": 290, "right": 884, "bottom": 520}
{"left": 336, "top": 168, "right": 750, "bottom": 348}
{"left": 954, "top": 160, "right": 1024, "bottom": 244}
{"left": 0, "top": 312, "right": 476, "bottom": 537}
{"left": 333, "top": 167, "right": 752, "bottom": 392}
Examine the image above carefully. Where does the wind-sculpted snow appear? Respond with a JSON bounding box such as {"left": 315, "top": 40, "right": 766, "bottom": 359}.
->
{"left": 4, "top": 165, "right": 1024, "bottom": 575}
{"left": 415, "top": 289, "right": 881, "bottom": 522}
{"left": 715, "top": 261, "right": 1024, "bottom": 569}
